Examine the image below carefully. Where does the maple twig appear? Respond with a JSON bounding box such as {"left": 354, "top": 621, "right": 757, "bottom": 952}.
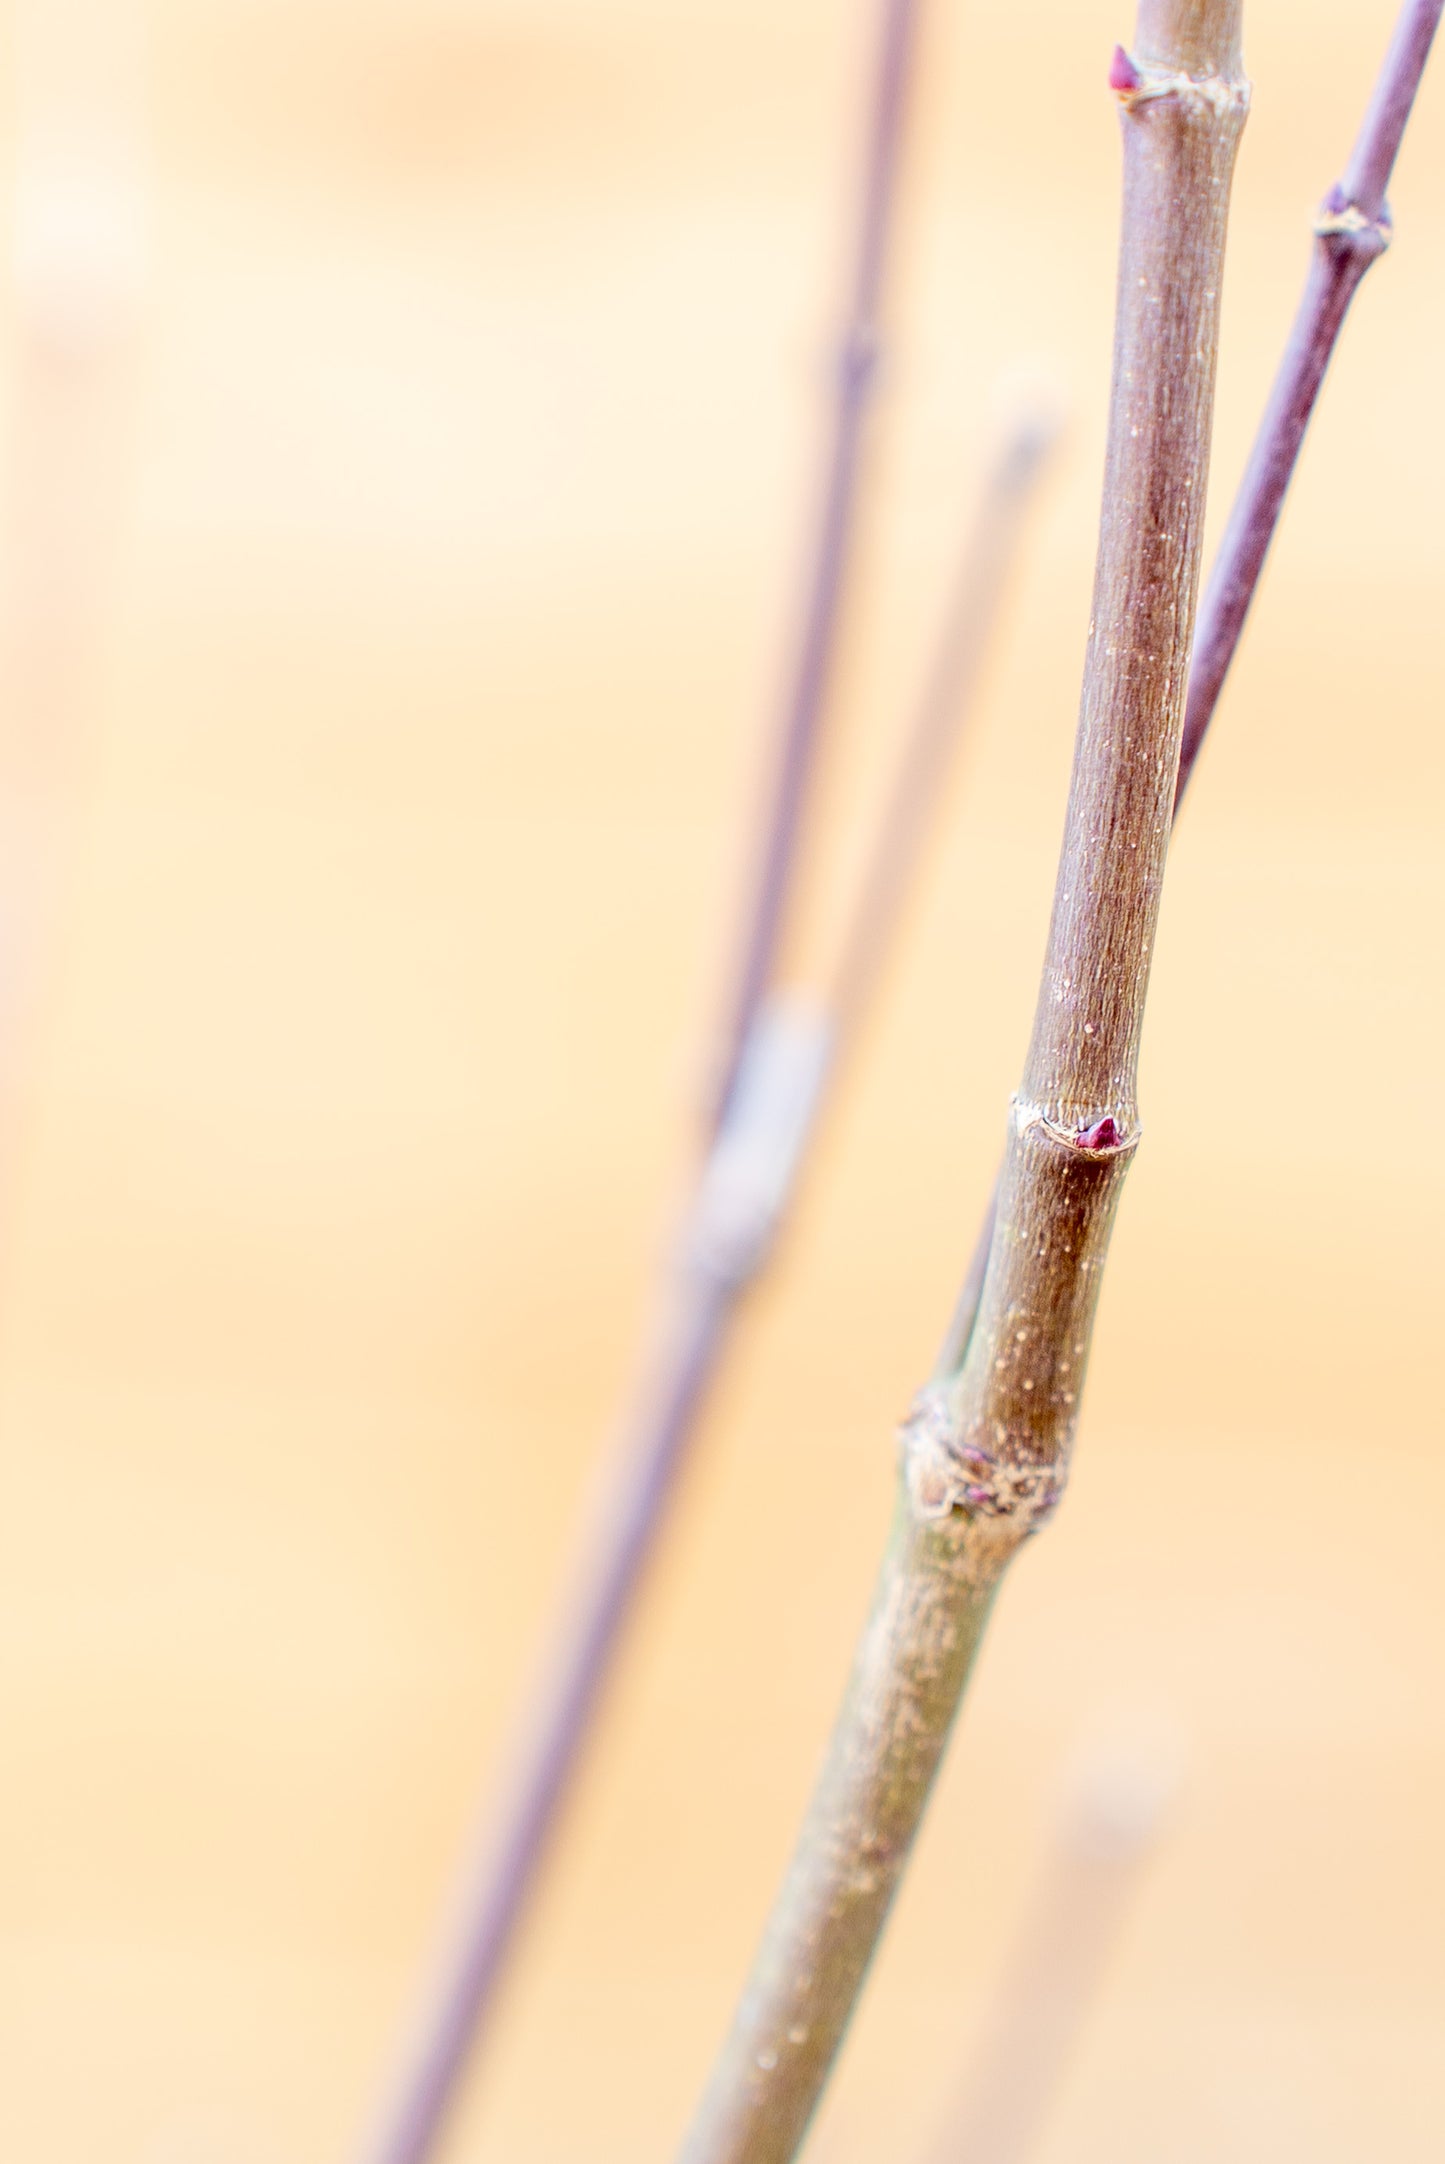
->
{"left": 353, "top": 15, "right": 927, "bottom": 2155}
{"left": 678, "top": 10, "right": 1249, "bottom": 2157}
{"left": 933, "top": 0, "right": 1442, "bottom": 1383}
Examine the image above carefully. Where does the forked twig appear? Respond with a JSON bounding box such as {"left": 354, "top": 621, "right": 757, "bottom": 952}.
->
{"left": 935, "top": 0, "right": 1442, "bottom": 1380}
{"left": 364, "top": 5, "right": 1444, "bottom": 2156}
{"left": 679, "top": 7, "right": 1249, "bottom": 2155}
{"left": 355, "top": 425, "right": 1053, "bottom": 2164}
{"left": 355, "top": 12, "right": 928, "bottom": 2154}
{"left": 1179, "top": 0, "right": 1443, "bottom": 800}
{"left": 824, "top": 412, "right": 1059, "bottom": 1038}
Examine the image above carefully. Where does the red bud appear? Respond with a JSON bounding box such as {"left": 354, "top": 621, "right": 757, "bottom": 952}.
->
{"left": 1077, "top": 1116, "right": 1121, "bottom": 1151}
{"left": 1108, "top": 44, "right": 1142, "bottom": 94}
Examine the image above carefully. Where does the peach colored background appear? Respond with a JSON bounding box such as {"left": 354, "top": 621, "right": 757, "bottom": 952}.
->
{"left": 1, "top": 2, "right": 1443, "bottom": 2159}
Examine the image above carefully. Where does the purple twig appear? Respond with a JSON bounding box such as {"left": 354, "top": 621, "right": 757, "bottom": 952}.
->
{"left": 356, "top": 1271, "right": 733, "bottom": 2164}
{"left": 1178, "top": 0, "right": 1443, "bottom": 807}
{"left": 354, "top": 14, "right": 933, "bottom": 2148}
{"left": 710, "top": 0, "right": 921, "bottom": 1131}
{"left": 825, "top": 415, "right": 1058, "bottom": 1036}
{"left": 352, "top": 11, "right": 930, "bottom": 2152}
{"left": 355, "top": 430, "right": 1051, "bottom": 2164}
{"left": 352, "top": 434, "right": 1054, "bottom": 2164}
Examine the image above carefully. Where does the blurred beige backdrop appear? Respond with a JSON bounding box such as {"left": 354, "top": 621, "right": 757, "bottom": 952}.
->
{"left": 1, "top": 2, "right": 1443, "bottom": 2159}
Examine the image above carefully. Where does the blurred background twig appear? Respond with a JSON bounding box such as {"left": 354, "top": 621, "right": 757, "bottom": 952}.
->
{"left": 354, "top": 11, "right": 1063, "bottom": 2163}
{"left": 0, "top": 6, "right": 1442, "bottom": 2161}
{"left": 356, "top": 410, "right": 1055, "bottom": 2164}
{"left": 921, "top": 1731, "right": 1180, "bottom": 2164}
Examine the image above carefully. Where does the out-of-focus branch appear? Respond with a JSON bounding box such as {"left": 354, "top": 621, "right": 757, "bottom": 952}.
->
{"left": 355, "top": 411, "right": 1055, "bottom": 2164}
{"left": 922, "top": 1736, "right": 1181, "bottom": 2164}
{"left": 710, "top": 0, "right": 922, "bottom": 1131}
{"left": 354, "top": 15, "right": 934, "bottom": 2154}
{"left": 1178, "top": 0, "right": 1444, "bottom": 803}
{"left": 353, "top": 15, "right": 933, "bottom": 2160}
{"left": 678, "top": 9, "right": 1249, "bottom": 2156}
{"left": 823, "top": 413, "right": 1058, "bottom": 1037}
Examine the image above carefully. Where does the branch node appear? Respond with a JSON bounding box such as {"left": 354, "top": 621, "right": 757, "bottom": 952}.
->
{"left": 1313, "top": 185, "right": 1393, "bottom": 262}
{"left": 898, "top": 1390, "right": 969, "bottom": 1521}
{"left": 1109, "top": 49, "right": 1250, "bottom": 119}
{"left": 898, "top": 1389, "right": 1063, "bottom": 1537}
{"left": 1013, "top": 1098, "right": 1140, "bottom": 1162}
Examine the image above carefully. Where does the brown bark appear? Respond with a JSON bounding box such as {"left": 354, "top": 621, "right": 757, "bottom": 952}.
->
{"left": 679, "top": 9, "right": 1248, "bottom": 2160}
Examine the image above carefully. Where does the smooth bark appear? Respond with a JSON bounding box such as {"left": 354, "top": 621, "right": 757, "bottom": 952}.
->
{"left": 679, "top": 10, "right": 1249, "bottom": 2159}
{"left": 1178, "top": 0, "right": 1443, "bottom": 801}
{"left": 935, "top": 0, "right": 1442, "bottom": 1387}
{"left": 711, "top": 0, "right": 922, "bottom": 1130}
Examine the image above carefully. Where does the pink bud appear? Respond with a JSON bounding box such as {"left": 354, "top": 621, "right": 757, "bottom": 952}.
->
{"left": 1077, "top": 1115, "right": 1121, "bottom": 1151}
{"left": 1108, "top": 44, "right": 1142, "bottom": 94}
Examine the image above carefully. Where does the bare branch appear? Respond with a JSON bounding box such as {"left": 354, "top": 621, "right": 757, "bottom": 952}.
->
{"left": 921, "top": 1736, "right": 1180, "bottom": 2164}
{"left": 678, "top": 10, "right": 1248, "bottom": 2159}
{"left": 824, "top": 413, "right": 1058, "bottom": 1038}
{"left": 354, "top": 417, "right": 1053, "bottom": 2164}
{"left": 350, "top": 14, "right": 927, "bottom": 2154}
{"left": 1179, "top": 0, "right": 1443, "bottom": 803}
{"left": 354, "top": 1267, "right": 733, "bottom": 2164}
{"left": 710, "top": 0, "right": 922, "bottom": 1130}
{"left": 935, "top": 0, "right": 1442, "bottom": 1386}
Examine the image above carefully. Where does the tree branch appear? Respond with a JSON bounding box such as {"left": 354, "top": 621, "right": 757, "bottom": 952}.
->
{"left": 1178, "top": 0, "right": 1443, "bottom": 802}
{"left": 350, "top": 14, "right": 927, "bottom": 2157}
{"left": 934, "top": 0, "right": 1441, "bottom": 1385}
{"left": 678, "top": 10, "right": 1249, "bottom": 2159}
{"left": 710, "top": 0, "right": 923, "bottom": 1131}
{"left": 354, "top": 413, "right": 1053, "bottom": 2164}
{"left": 824, "top": 413, "right": 1058, "bottom": 1038}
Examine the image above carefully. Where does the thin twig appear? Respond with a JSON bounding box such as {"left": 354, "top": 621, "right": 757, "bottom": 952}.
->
{"left": 355, "top": 15, "right": 929, "bottom": 2151}
{"left": 1177, "top": 0, "right": 1443, "bottom": 804}
{"left": 355, "top": 1267, "right": 734, "bottom": 2164}
{"left": 934, "top": 0, "right": 1442, "bottom": 1383}
{"left": 710, "top": 0, "right": 922, "bottom": 1131}
{"left": 354, "top": 423, "right": 1055, "bottom": 2164}
{"left": 823, "top": 414, "right": 1058, "bottom": 1038}
{"left": 922, "top": 1736, "right": 1180, "bottom": 2164}
{"left": 678, "top": 9, "right": 1249, "bottom": 2158}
